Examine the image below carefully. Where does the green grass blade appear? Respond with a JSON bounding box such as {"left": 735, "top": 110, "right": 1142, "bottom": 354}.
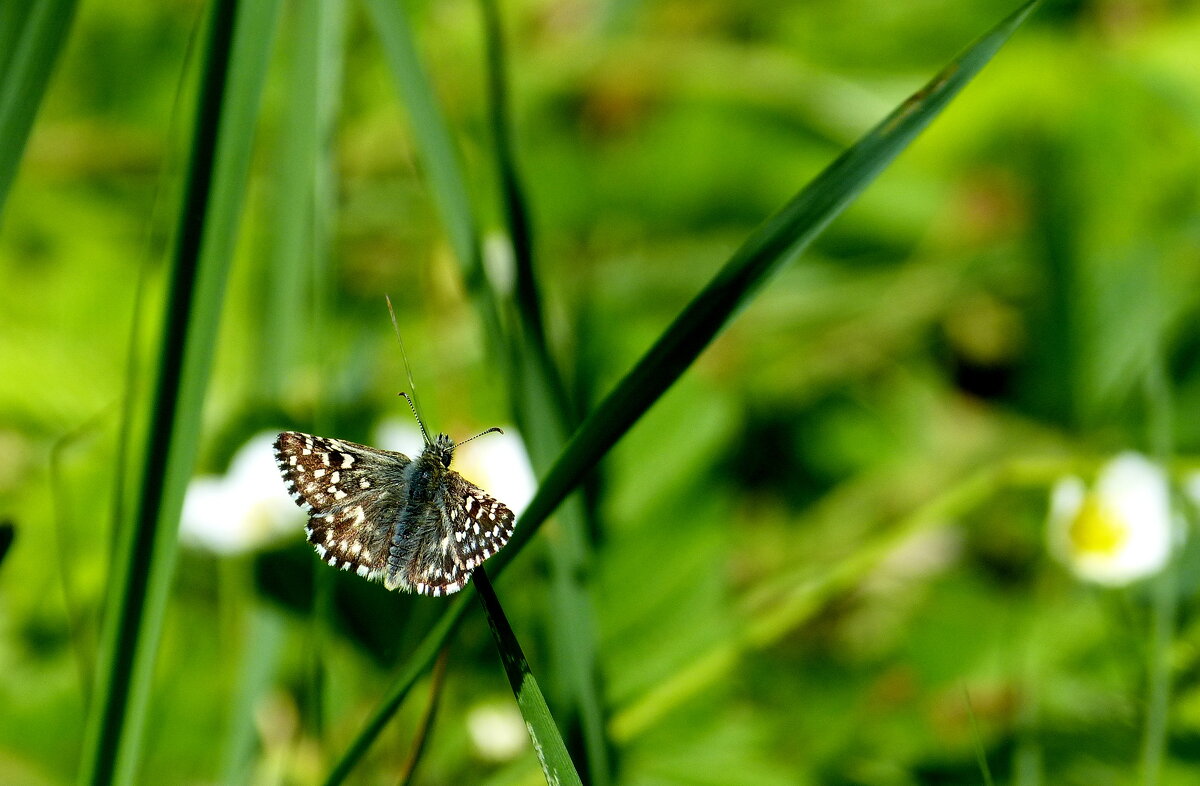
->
{"left": 78, "top": 1, "right": 282, "bottom": 784}
{"left": 322, "top": 596, "right": 471, "bottom": 786}
{"left": 362, "top": 0, "right": 490, "bottom": 298}
{"left": 0, "top": 519, "right": 12, "bottom": 568}
{"left": 965, "top": 690, "right": 996, "bottom": 786}
{"left": 477, "top": 1, "right": 608, "bottom": 776}
{"left": 219, "top": 601, "right": 286, "bottom": 785}
{"left": 479, "top": 0, "right": 542, "bottom": 346}
{"left": 398, "top": 647, "right": 449, "bottom": 786}
{"left": 1140, "top": 356, "right": 1176, "bottom": 786}
{"left": 475, "top": 569, "right": 584, "bottom": 786}
{"left": 261, "top": 0, "right": 322, "bottom": 397}
{"left": 322, "top": 3, "right": 1037, "bottom": 777}
{"left": 0, "top": 0, "right": 78, "bottom": 217}
{"left": 493, "top": 0, "right": 1039, "bottom": 575}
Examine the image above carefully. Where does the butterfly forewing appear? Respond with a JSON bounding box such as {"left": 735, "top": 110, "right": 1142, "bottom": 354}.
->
{"left": 274, "top": 431, "right": 410, "bottom": 579}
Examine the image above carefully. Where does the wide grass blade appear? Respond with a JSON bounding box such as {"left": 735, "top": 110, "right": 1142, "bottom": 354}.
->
{"left": 0, "top": 0, "right": 78, "bottom": 217}
{"left": 321, "top": 2, "right": 1038, "bottom": 779}
{"left": 475, "top": 568, "right": 584, "bottom": 786}
{"left": 261, "top": 0, "right": 322, "bottom": 396}
{"left": 219, "top": 602, "right": 286, "bottom": 785}
{"left": 78, "top": 0, "right": 282, "bottom": 784}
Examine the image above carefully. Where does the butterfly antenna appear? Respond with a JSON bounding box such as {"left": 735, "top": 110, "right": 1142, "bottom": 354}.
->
{"left": 399, "top": 392, "right": 432, "bottom": 446}
{"left": 386, "top": 295, "right": 431, "bottom": 444}
{"left": 454, "top": 426, "right": 503, "bottom": 448}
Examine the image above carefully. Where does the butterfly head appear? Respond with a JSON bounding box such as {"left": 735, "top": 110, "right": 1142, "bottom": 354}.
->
{"left": 429, "top": 433, "right": 455, "bottom": 468}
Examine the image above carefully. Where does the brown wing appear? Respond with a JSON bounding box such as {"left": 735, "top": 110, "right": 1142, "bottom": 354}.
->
{"left": 391, "top": 471, "right": 515, "bottom": 596}
{"left": 273, "top": 431, "right": 410, "bottom": 581}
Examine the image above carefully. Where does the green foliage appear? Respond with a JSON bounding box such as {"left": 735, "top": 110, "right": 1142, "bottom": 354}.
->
{"left": 4, "top": 0, "right": 1200, "bottom": 784}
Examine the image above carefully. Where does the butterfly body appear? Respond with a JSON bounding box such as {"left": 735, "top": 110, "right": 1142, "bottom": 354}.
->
{"left": 273, "top": 429, "right": 515, "bottom": 596}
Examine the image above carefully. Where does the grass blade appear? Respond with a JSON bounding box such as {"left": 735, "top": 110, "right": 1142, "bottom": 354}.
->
{"left": 493, "top": 0, "right": 1040, "bottom": 575}
{"left": 322, "top": 3, "right": 1037, "bottom": 778}
{"left": 364, "top": 1, "right": 610, "bottom": 774}
{"left": 398, "top": 647, "right": 449, "bottom": 786}
{"left": 475, "top": 568, "right": 584, "bottom": 786}
{"left": 261, "top": 0, "right": 321, "bottom": 396}
{"left": 322, "top": 597, "right": 470, "bottom": 786}
{"left": 479, "top": 0, "right": 542, "bottom": 345}
{"left": 0, "top": 0, "right": 78, "bottom": 217}
{"left": 477, "top": 1, "right": 609, "bottom": 776}
{"left": 219, "top": 601, "right": 286, "bottom": 785}
{"left": 361, "top": 0, "right": 493, "bottom": 306}
{"left": 0, "top": 519, "right": 12, "bottom": 568}
{"left": 1140, "top": 355, "right": 1175, "bottom": 785}
{"left": 965, "top": 690, "right": 996, "bottom": 786}
{"left": 78, "top": 1, "right": 282, "bottom": 783}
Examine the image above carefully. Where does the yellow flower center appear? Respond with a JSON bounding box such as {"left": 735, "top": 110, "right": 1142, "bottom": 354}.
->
{"left": 1068, "top": 496, "right": 1128, "bottom": 557}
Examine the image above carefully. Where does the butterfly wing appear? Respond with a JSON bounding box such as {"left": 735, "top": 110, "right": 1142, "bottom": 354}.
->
{"left": 273, "top": 431, "right": 410, "bottom": 580}
{"left": 393, "top": 471, "right": 516, "bottom": 596}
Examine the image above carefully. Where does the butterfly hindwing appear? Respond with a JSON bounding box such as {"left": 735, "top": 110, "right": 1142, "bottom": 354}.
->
{"left": 442, "top": 473, "right": 515, "bottom": 572}
{"left": 387, "top": 471, "right": 515, "bottom": 596}
{"left": 273, "top": 431, "right": 410, "bottom": 579}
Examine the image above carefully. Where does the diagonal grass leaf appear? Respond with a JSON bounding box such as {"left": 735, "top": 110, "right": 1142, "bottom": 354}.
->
{"left": 475, "top": 568, "right": 584, "bottom": 786}
{"left": 321, "top": 3, "right": 1039, "bottom": 780}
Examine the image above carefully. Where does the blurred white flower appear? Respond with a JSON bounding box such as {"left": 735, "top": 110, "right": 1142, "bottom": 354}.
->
{"left": 375, "top": 416, "right": 536, "bottom": 516}
{"left": 466, "top": 700, "right": 527, "bottom": 761}
{"left": 180, "top": 431, "right": 301, "bottom": 554}
{"left": 1046, "top": 452, "right": 1174, "bottom": 586}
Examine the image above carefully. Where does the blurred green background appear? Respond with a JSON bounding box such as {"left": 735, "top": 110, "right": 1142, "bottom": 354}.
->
{"left": 3, "top": 0, "right": 1200, "bottom": 783}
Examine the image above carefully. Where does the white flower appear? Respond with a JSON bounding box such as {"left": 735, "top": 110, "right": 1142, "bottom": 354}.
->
{"left": 466, "top": 700, "right": 527, "bottom": 761}
{"left": 180, "top": 431, "right": 301, "bottom": 554}
{"left": 1046, "top": 452, "right": 1174, "bottom": 586}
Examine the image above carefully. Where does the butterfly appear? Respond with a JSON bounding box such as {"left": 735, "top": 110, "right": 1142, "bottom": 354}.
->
{"left": 272, "top": 403, "right": 515, "bottom": 596}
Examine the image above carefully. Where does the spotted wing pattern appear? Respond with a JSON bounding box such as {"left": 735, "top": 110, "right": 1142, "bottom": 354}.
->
{"left": 274, "top": 430, "right": 517, "bottom": 597}
{"left": 391, "top": 473, "right": 516, "bottom": 596}
{"left": 273, "top": 431, "right": 409, "bottom": 582}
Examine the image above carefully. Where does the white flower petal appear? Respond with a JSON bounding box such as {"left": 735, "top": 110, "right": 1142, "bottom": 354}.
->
{"left": 1046, "top": 475, "right": 1085, "bottom": 567}
{"left": 466, "top": 701, "right": 527, "bottom": 761}
{"left": 1046, "top": 453, "right": 1172, "bottom": 586}
{"left": 181, "top": 431, "right": 302, "bottom": 555}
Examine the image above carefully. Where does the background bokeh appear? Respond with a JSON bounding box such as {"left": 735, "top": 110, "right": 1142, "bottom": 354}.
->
{"left": 3, "top": 0, "right": 1200, "bottom": 783}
